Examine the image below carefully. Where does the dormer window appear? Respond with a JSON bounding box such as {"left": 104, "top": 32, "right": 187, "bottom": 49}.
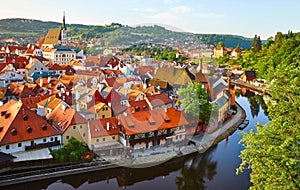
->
{"left": 11, "top": 128, "right": 17, "bottom": 136}
{"left": 5, "top": 113, "right": 11, "bottom": 119}
{"left": 42, "top": 124, "right": 47, "bottom": 131}
{"left": 1, "top": 111, "right": 7, "bottom": 116}
{"left": 23, "top": 114, "right": 28, "bottom": 121}
{"left": 0, "top": 127, "right": 3, "bottom": 132}
{"left": 27, "top": 127, "right": 32, "bottom": 134}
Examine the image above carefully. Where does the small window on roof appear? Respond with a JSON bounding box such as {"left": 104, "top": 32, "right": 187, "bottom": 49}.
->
{"left": 0, "top": 127, "right": 3, "bottom": 132}
{"left": 23, "top": 114, "right": 28, "bottom": 121}
{"left": 42, "top": 124, "right": 47, "bottom": 131}
{"left": 27, "top": 127, "right": 32, "bottom": 134}
{"left": 5, "top": 113, "right": 11, "bottom": 119}
{"left": 1, "top": 111, "right": 7, "bottom": 116}
{"left": 11, "top": 128, "right": 17, "bottom": 136}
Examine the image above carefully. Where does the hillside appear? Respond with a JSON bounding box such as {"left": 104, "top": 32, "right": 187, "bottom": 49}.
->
{"left": 0, "top": 18, "right": 254, "bottom": 48}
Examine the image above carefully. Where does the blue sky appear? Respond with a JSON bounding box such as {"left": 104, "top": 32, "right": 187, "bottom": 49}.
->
{"left": 1, "top": 0, "right": 299, "bottom": 39}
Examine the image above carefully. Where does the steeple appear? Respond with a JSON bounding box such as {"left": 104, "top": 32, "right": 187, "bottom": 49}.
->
{"left": 62, "top": 11, "right": 66, "bottom": 30}
{"left": 61, "top": 11, "right": 67, "bottom": 46}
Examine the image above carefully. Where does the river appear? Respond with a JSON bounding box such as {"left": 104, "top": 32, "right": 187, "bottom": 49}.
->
{"left": 6, "top": 95, "right": 270, "bottom": 190}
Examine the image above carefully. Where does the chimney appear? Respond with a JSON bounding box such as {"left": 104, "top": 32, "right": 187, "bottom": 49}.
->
{"left": 58, "top": 91, "right": 62, "bottom": 97}
{"left": 76, "top": 103, "right": 80, "bottom": 112}
{"left": 164, "top": 106, "right": 167, "bottom": 113}
{"left": 123, "top": 111, "right": 127, "bottom": 117}
{"left": 62, "top": 103, "right": 67, "bottom": 111}
{"left": 47, "top": 77, "right": 51, "bottom": 83}
{"left": 66, "top": 91, "right": 70, "bottom": 96}
{"left": 63, "top": 96, "right": 65, "bottom": 101}
{"left": 106, "top": 122, "right": 110, "bottom": 131}
{"left": 39, "top": 79, "right": 43, "bottom": 87}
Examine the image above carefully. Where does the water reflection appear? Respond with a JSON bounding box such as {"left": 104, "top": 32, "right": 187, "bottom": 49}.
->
{"left": 176, "top": 146, "right": 217, "bottom": 190}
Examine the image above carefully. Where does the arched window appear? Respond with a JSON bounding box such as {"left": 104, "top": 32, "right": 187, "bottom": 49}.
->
{"left": 11, "top": 129, "right": 17, "bottom": 136}
{"left": 27, "top": 127, "right": 32, "bottom": 134}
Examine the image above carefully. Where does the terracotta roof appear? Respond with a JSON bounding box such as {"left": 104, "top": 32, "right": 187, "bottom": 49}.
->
{"left": 49, "top": 63, "right": 64, "bottom": 71}
{"left": 21, "top": 95, "right": 51, "bottom": 109}
{"left": 146, "top": 93, "right": 172, "bottom": 107}
{"left": 47, "top": 103, "right": 88, "bottom": 132}
{"left": 0, "top": 100, "right": 61, "bottom": 145}
{"left": 43, "top": 29, "right": 61, "bottom": 45}
{"left": 129, "top": 100, "right": 150, "bottom": 112}
{"left": 88, "top": 102, "right": 107, "bottom": 114}
{"left": 119, "top": 108, "right": 188, "bottom": 135}
{"left": 89, "top": 117, "right": 120, "bottom": 138}
{"left": 135, "top": 66, "right": 155, "bottom": 76}
{"left": 5, "top": 56, "right": 29, "bottom": 65}
{"left": 149, "top": 78, "right": 168, "bottom": 89}
{"left": 38, "top": 95, "right": 62, "bottom": 110}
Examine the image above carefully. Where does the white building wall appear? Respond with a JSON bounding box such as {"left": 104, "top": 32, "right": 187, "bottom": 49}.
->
{"left": 0, "top": 135, "right": 61, "bottom": 154}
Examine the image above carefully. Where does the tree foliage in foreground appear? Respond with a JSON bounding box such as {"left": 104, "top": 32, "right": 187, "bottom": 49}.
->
{"left": 237, "top": 33, "right": 300, "bottom": 189}
{"left": 177, "top": 82, "right": 212, "bottom": 124}
{"left": 51, "top": 137, "right": 87, "bottom": 162}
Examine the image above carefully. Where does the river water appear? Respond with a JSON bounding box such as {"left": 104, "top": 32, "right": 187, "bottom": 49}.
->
{"left": 6, "top": 95, "right": 270, "bottom": 190}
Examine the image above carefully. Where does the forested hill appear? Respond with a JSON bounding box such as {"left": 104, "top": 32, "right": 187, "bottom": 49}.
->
{"left": 0, "top": 18, "right": 254, "bottom": 48}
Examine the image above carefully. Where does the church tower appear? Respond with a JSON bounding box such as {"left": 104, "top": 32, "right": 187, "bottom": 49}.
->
{"left": 61, "top": 11, "right": 67, "bottom": 46}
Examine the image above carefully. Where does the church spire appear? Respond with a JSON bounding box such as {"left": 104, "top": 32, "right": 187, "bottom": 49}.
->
{"left": 62, "top": 11, "right": 66, "bottom": 30}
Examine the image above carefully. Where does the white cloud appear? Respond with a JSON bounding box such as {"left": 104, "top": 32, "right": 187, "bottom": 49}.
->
{"left": 170, "top": 6, "right": 191, "bottom": 14}
{"left": 133, "top": 7, "right": 157, "bottom": 13}
{"left": 163, "top": 0, "right": 180, "bottom": 4}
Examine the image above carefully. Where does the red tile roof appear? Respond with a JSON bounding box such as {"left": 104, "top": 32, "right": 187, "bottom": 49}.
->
{"left": 146, "top": 93, "right": 172, "bottom": 107}
{"left": 0, "top": 100, "right": 61, "bottom": 145}
{"left": 119, "top": 108, "right": 188, "bottom": 135}
{"left": 47, "top": 103, "right": 88, "bottom": 132}
{"left": 129, "top": 100, "right": 150, "bottom": 112}
{"left": 89, "top": 117, "right": 120, "bottom": 138}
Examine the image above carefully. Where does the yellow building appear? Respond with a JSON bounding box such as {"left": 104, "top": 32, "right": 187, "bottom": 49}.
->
{"left": 88, "top": 102, "right": 112, "bottom": 119}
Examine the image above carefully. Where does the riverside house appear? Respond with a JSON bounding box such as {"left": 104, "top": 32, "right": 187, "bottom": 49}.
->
{"left": 118, "top": 108, "right": 188, "bottom": 150}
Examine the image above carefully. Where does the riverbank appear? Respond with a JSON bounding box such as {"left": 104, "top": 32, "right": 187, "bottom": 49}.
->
{"left": 0, "top": 103, "right": 246, "bottom": 187}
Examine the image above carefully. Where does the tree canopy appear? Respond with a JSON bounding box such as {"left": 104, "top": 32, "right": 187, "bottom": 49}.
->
{"left": 237, "top": 32, "right": 300, "bottom": 189}
{"left": 177, "top": 82, "right": 212, "bottom": 124}
{"left": 51, "top": 137, "right": 87, "bottom": 162}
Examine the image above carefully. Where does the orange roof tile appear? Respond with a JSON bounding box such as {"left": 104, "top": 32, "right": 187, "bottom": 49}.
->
{"left": 47, "top": 104, "right": 87, "bottom": 132}
{"left": 119, "top": 108, "right": 188, "bottom": 135}
{"left": 89, "top": 117, "right": 120, "bottom": 138}
{"left": 0, "top": 100, "right": 61, "bottom": 145}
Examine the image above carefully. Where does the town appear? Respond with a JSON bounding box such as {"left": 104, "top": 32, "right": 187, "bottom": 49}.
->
{"left": 0, "top": 14, "right": 261, "bottom": 182}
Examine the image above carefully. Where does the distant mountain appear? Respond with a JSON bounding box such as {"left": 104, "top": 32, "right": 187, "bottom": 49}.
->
{"left": 0, "top": 18, "right": 255, "bottom": 49}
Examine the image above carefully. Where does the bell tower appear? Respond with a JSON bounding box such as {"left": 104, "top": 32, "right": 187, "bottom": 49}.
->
{"left": 61, "top": 11, "right": 67, "bottom": 46}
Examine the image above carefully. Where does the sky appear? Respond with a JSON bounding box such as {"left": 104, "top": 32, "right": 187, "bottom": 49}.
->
{"left": 1, "top": 0, "right": 300, "bottom": 39}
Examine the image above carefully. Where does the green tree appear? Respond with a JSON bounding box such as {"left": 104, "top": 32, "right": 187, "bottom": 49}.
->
{"left": 217, "top": 41, "right": 225, "bottom": 47}
{"left": 251, "top": 34, "right": 262, "bottom": 53}
{"left": 237, "top": 35, "right": 300, "bottom": 189}
{"left": 177, "top": 82, "right": 212, "bottom": 124}
{"left": 51, "top": 137, "right": 87, "bottom": 162}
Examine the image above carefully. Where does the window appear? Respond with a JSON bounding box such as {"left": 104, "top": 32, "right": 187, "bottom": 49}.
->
{"left": 103, "top": 138, "right": 105, "bottom": 141}
{"left": 96, "top": 139, "right": 99, "bottom": 142}
{"left": 80, "top": 125, "right": 82, "bottom": 129}
{"left": 27, "top": 127, "right": 32, "bottom": 134}
{"left": 43, "top": 139, "right": 46, "bottom": 143}
{"left": 42, "top": 124, "right": 47, "bottom": 131}
{"left": 66, "top": 136, "right": 70, "bottom": 139}
{"left": 55, "top": 137, "right": 58, "bottom": 141}
{"left": 102, "top": 115, "right": 105, "bottom": 118}
{"left": 18, "top": 143, "right": 22, "bottom": 147}
{"left": 51, "top": 137, "right": 54, "bottom": 141}
{"left": 112, "top": 136, "right": 115, "bottom": 140}
{"left": 6, "top": 145, "right": 9, "bottom": 149}
{"left": 83, "top": 133, "right": 86, "bottom": 137}
{"left": 73, "top": 126, "right": 76, "bottom": 130}
{"left": 11, "top": 129, "right": 17, "bottom": 136}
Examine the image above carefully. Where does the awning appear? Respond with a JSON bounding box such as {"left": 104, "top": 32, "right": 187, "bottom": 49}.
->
{"left": 12, "top": 148, "right": 53, "bottom": 162}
